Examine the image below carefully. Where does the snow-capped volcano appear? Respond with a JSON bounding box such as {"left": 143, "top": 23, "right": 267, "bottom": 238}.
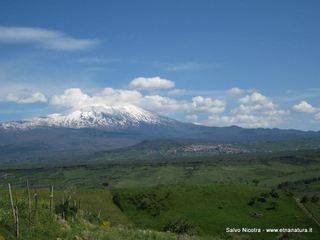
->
{"left": 1, "top": 104, "right": 320, "bottom": 166}
{"left": 0, "top": 105, "right": 174, "bottom": 130}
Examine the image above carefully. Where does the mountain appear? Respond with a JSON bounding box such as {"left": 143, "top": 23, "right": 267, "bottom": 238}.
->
{"left": 0, "top": 105, "right": 175, "bottom": 130}
{"left": 0, "top": 104, "right": 320, "bottom": 165}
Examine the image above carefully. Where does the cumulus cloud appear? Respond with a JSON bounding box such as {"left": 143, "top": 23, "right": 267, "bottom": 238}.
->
{"left": 227, "top": 87, "right": 245, "bottom": 96}
{"left": 50, "top": 85, "right": 227, "bottom": 120}
{"left": 199, "top": 92, "right": 288, "bottom": 128}
{"left": 50, "top": 84, "right": 292, "bottom": 128}
{"left": 191, "top": 96, "right": 225, "bottom": 114}
{"left": 292, "top": 101, "right": 317, "bottom": 113}
{"left": 204, "top": 114, "right": 282, "bottom": 128}
{"left": 0, "top": 26, "right": 99, "bottom": 51}
{"left": 239, "top": 92, "right": 269, "bottom": 105}
{"left": 5, "top": 92, "right": 47, "bottom": 104}
{"left": 315, "top": 112, "right": 320, "bottom": 122}
{"left": 51, "top": 88, "right": 142, "bottom": 109}
{"left": 234, "top": 92, "right": 278, "bottom": 114}
{"left": 50, "top": 88, "right": 90, "bottom": 108}
{"left": 50, "top": 89, "right": 286, "bottom": 128}
{"left": 130, "top": 76, "right": 175, "bottom": 90}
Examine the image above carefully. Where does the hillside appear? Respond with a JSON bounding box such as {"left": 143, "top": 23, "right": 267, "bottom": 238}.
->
{"left": 0, "top": 105, "right": 320, "bottom": 165}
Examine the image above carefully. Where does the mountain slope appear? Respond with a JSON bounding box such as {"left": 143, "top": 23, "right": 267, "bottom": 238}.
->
{"left": 0, "top": 105, "right": 175, "bottom": 130}
{"left": 0, "top": 104, "right": 320, "bottom": 165}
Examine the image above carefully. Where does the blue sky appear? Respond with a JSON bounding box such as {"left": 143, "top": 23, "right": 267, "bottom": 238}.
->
{"left": 0, "top": 0, "right": 319, "bottom": 130}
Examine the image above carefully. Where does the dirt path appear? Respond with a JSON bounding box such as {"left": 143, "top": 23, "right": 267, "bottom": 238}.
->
{"left": 294, "top": 197, "right": 320, "bottom": 228}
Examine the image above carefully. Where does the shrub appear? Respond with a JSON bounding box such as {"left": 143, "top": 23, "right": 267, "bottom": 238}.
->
{"left": 128, "top": 193, "right": 166, "bottom": 217}
{"left": 55, "top": 196, "right": 78, "bottom": 220}
{"left": 270, "top": 190, "right": 279, "bottom": 198}
{"left": 257, "top": 197, "right": 266, "bottom": 203}
{"left": 163, "top": 219, "right": 195, "bottom": 235}
{"left": 112, "top": 193, "right": 123, "bottom": 211}
{"left": 252, "top": 179, "right": 260, "bottom": 185}
{"left": 300, "top": 196, "right": 309, "bottom": 204}
{"left": 247, "top": 199, "right": 255, "bottom": 206}
{"left": 311, "top": 195, "right": 319, "bottom": 203}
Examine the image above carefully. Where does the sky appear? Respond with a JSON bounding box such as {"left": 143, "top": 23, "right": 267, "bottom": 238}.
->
{"left": 0, "top": 0, "right": 320, "bottom": 130}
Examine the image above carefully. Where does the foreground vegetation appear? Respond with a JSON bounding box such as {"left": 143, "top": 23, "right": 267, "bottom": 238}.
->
{"left": 0, "top": 148, "right": 319, "bottom": 239}
{"left": 1, "top": 185, "right": 318, "bottom": 240}
{"left": 112, "top": 184, "right": 319, "bottom": 239}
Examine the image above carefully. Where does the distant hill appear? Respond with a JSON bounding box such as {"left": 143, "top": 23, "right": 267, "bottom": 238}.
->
{"left": 0, "top": 104, "right": 320, "bottom": 165}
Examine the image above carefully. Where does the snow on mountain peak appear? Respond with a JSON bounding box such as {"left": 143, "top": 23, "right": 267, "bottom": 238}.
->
{"left": 0, "top": 104, "right": 171, "bottom": 130}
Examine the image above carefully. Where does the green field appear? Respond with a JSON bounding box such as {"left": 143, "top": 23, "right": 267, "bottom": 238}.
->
{"left": 112, "top": 184, "right": 319, "bottom": 239}
{"left": 0, "top": 149, "right": 320, "bottom": 239}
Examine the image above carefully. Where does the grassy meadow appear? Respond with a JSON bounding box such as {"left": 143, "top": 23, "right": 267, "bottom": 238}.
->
{"left": 0, "top": 148, "right": 319, "bottom": 239}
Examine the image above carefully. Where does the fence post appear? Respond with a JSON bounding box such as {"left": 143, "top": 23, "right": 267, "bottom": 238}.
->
{"left": 8, "top": 183, "right": 16, "bottom": 223}
{"left": 8, "top": 183, "right": 19, "bottom": 237}
{"left": 15, "top": 206, "right": 19, "bottom": 238}
{"left": 50, "top": 186, "right": 54, "bottom": 215}
{"left": 34, "top": 190, "right": 38, "bottom": 214}
{"left": 26, "top": 180, "right": 31, "bottom": 223}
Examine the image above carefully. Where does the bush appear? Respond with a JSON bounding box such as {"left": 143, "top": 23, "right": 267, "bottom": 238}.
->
{"left": 247, "top": 199, "right": 255, "bottom": 206}
{"left": 55, "top": 196, "right": 78, "bottom": 220}
{"left": 252, "top": 179, "right": 260, "bottom": 185}
{"left": 311, "top": 195, "right": 319, "bottom": 203}
{"left": 163, "top": 219, "right": 196, "bottom": 235}
{"left": 126, "top": 193, "right": 166, "bottom": 217}
{"left": 112, "top": 193, "right": 123, "bottom": 211}
{"left": 257, "top": 197, "right": 266, "bottom": 203}
{"left": 300, "top": 196, "right": 309, "bottom": 204}
{"left": 270, "top": 190, "right": 279, "bottom": 198}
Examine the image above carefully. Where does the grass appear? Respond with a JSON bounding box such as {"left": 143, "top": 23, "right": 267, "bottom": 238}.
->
{"left": 112, "top": 184, "right": 320, "bottom": 240}
{"left": 0, "top": 186, "right": 257, "bottom": 240}
{"left": 1, "top": 151, "right": 320, "bottom": 191}
{"left": 1, "top": 184, "right": 318, "bottom": 239}
{"left": 0, "top": 149, "right": 320, "bottom": 239}
{"left": 305, "top": 201, "right": 320, "bottom": 224}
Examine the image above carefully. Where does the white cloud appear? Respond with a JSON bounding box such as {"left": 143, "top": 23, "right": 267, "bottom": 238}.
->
{"left": 227, "top": 87, "right": 245, "bottom": 96}
{"left": 234, "top": 92, "right": 278, "bottom": 114}
{"left": 204, "top": 114, "right": 283, "bottom": 128}
{"left": 239, "top": 92, "right": 269, "bottom": 105}
{"left": 0, "top": 26, "right": 99, "bottom": 51}
{"left": 95, "top": 88, "right": 143, "bottom": 106}
{"left": 292, "top": 101, "right": 317, "bottom": 113}
{"left": 50, "top": 88, "right": 90, "bottom": 108}
{"left": 142, "top": 95, "right": 182, "bottom": 113}
{"left": 51, "top": 88, "right": 142, "bottom": 109}
{"left": 50, "top": 87, "right": 182, "bottom": 115}
{"left": 200, "top": 91, "right": 288, "bottom": 128}
{"left": 3, "top": 80, "right": 296, "bottom": 129}
{"left": 315, "top": 112, "right": 320, "bottom": 122}
{"left": 130, "top": 76, "right": 175, "bottom": 90}
{"left": 5, "top": 92, "right": 47, "bottom": 104}
{"left": 50, "top": 86, "right": 227, "bottom": 120}
{"left": 191, "top": 96, "right": 225, "bottom": 114}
